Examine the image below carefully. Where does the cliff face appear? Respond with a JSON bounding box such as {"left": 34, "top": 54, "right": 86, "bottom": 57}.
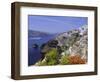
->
{"left": 55, "top": 25, "right": 88, "bottom": 60}
{"left": 35, "top": 25, "right": 88, "bottom": 65}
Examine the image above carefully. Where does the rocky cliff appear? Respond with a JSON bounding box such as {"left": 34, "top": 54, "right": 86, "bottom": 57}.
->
{"left": 35, "top": 25, "right": 88, "bottom": 65}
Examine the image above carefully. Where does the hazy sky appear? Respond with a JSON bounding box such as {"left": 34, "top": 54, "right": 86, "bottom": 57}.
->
{"left": 28, "top": 15, "right": 87, "bottom": 33}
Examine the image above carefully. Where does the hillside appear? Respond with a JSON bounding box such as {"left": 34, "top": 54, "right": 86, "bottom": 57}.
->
{"left": 28, "top": 30, "right": 51, "bottom": 38}
{"left": 35, "top": 25, "right": 88, "bottom": 65}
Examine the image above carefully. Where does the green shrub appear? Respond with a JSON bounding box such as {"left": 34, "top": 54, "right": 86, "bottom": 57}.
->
{"left": 47, "top": 59, "right": 57, "bottom": 65}
{"left": 60, "top": 55, "right": 70, "bottom": 65}
{"left": 35, "top": 48, "right": 58, "bottom": 66}
{"left": 46, "top": 48, "right": 58, "bottom": 65}
{"left": 46, "top": 48, "right": 58, "bottom": 59}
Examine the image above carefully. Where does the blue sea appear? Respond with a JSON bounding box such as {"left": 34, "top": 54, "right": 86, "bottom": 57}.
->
{"left": 28, "top": 34, "right": 57, "bottom": 66}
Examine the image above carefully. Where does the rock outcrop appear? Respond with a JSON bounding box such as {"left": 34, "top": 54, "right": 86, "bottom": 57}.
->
{"left": 35, "top": 25, "right": 88, "bottom": 65}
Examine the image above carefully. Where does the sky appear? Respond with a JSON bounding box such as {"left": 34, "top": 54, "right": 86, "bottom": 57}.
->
{"left": 28, "top": 15, "right": 88, "bottom": 34}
